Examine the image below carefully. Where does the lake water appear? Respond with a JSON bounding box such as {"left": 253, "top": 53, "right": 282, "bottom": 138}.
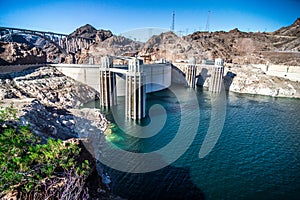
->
{"left": 90, "top": 85, "right": 300, "bottom": 200}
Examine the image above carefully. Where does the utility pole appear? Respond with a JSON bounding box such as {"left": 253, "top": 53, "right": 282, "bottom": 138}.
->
{"left": 205, "top": 10, "right": 210, "bottom": 32}
{"left": 171, "top": 11, "right": 175, "bottom": 32}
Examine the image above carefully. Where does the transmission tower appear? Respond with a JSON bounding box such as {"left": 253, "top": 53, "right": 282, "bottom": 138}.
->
{"left": 205, "top": 11, "right": 210, "bottom": 32}
{"left": 171, "top": 11, "right": 175, "bottom": 32}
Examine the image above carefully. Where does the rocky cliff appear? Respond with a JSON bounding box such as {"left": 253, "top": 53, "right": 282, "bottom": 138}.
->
{"left": 0, "top": 42, "right": 46, "bottom": 65}
{"left": 2, "top": 19, "right": 299, "bottom": 66}
{"left": 69, "top": 24, "right": 113, "bottom": 42}
{"left": 0, "top": 66, "right": 119, "bottom": 199}
{"left": 76, "top": 35, "right": 142, "bottom": 64}
{"left": 50, "top": 24, "right": 141, "bottom": 64}
{"left": 0, "top": 66, "right": 98, "bottom": 108}
{"left": 139, "top": 18, "right": 300, "bottom": 65}
{"left": 223, "top": 64, "right": 300, "bottom": 98}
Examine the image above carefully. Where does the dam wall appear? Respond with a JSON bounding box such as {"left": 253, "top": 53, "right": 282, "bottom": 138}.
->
{"left": 54, "top": 63, "right": 171, "bottom": 96}
{"left": 252, "top": 64, "right": 300, "bottom": 82}
{"left": 172, "top": 62, "right": 216, "bottom": 87}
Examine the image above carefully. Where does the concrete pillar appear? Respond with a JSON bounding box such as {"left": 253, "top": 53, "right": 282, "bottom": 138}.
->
{"left": 66, "top": 38, "right": 70, "bottom": 53}
{"left": 125, "top": 58, "right": 146, "bottom": 119}
{"left": 99, "top": 56, "right": 117, "bottom": 107}
{"left": 209, "top": 58, "right": 224, "bottom": 92}
{"left": 84, "top": 40, "right": 88, "bottom": 49}
{"left": 89, "top": 57, "right": 94, "bottom": 64}
{"left": 186, "top": 57, "right": 197, "bottom": 88}
{"left": 72, "top": 38, "right": 76, "bottom": 52}
{"left": 79, "top": 38, "right": 82, "bottom": 50}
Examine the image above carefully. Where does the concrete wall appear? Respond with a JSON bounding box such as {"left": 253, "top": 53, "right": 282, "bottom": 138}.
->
{"left": 144, "top": 64, "right": 172, "bottom": 93}
{"left": 172, "top": 63, "right": 216, "bottom": 87}
{"left": 55, "top": 67, "right": 100, "bottom": 92}
{"left": 171, "top": 64, "right": 187, "bottom": 85}
{"left": 55, "top": 63, "right": 172, "bottom": 96}
{"left": 252, "top": 64, "right": 300, "bottom": 82}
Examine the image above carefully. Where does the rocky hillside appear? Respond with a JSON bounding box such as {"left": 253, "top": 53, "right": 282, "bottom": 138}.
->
{"left": 76, "top": 35, "right": 143, "bottom": 64}
{"left": 1, "top": 19, "right": 299, "bottom": 65}
{"left": 48, "top": 24, "right": 141, "bottom": 64}
{"left": 273, "top": 18, "right": 300, "bottom": 37}
{"left": 0, "top": 66, "right": 120, "bottom": 199}
{"left": 31, "top": 24, "right": 114, "bottom": 64}
{"left": 223, "top": 64, "right": 300, "bottom": 98}
{"left": 0, "top": 66, "right": 98, "bottom": 108}
{"left": 69, "top": 24, "right": 142, "bottom": 64}
{"left": 0, "top": 42, "right": 46, "bottom": 65}
{"left": 139, "top": 18, "right": 300, "bottom": 65}
{"left": 69, "top": 24, "right": 113, "bottom": 43}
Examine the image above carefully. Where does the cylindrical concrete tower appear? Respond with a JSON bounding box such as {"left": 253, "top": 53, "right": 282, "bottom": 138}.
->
{"left": 99, "top": 56, "right": 117, "bottom": 107}
{"left": 125, "top": 58, "right": 146, "bottom": 119}
{"left": 209, "top": 58, "right": 224, "bottom": 92}
{"left": 186, "top": 57, "right": 197, "bottom": 88}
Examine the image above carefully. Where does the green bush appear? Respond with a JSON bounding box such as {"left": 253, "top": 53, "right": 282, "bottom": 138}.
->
{"left": 0, "top": 102, "right": 17, "bottom": 124}
{"left": 0, "top": 103, "right": 90, "bottom": 198}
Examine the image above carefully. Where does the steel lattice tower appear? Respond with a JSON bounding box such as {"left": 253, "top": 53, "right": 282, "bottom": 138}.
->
{"left": 205, "top": 11, "right": 211, "bottom": 32}
{"left": 171, "top": 11, "right": 175, "bottom": 32}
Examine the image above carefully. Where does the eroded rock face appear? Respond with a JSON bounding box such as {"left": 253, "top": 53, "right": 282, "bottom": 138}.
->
{"left": 0, "top": 66, "right": 99, "bottom": 108}
{"left": 69, "top": 24, "right": 113, "bottom": 43}
{"left": 76, "top": 35, "right": 142, "bottom": 64}
{"left": 69, "top": 24, "right": 98, "bottom": 38}
{"left": 139, "top": 18, "right": 300, "bottom": 65}
{"left": 223, "top": 65, "right": 300, "bottom": 98}
{"left": 0, "top": 98, "right": 112, "bottom": 199}
{"left": 0, "top": 65, "right": 119, "bottom": 199}
{"left": 140, "top": 31, "right": 194, "bottom": 62}
{"left": 2, "top": 99, "right": 108, "bottom": 142}
{"left": 0, "top": 42, "right": 46, "bottom": 64}
{"left": 95, "top": 29, "right": 113, "bottom": 43}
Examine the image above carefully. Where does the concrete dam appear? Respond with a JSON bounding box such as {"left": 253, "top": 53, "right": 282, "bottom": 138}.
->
{"left": 52, "top": 62, "right": 172, "bottom": 97}
{"left": 52, "top": 57, "right": 224, "bottom": 119}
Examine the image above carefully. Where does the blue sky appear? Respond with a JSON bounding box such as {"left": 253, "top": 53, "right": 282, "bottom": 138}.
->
{"left": 0, "top": 0, "right": 299, "bottom": 35}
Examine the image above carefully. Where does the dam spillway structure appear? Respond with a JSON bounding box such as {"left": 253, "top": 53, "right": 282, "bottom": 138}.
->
{"left": 209, "top": 58, "right": 224, "bottom": 92}
{"left": 125, "top": 58, "right": 146, "bottom": 119}
{"left": 186, "top": 57, "right": 197, "bottom": 88}
{"left": 99, "top": 56, "right": 117, "bottom": 107}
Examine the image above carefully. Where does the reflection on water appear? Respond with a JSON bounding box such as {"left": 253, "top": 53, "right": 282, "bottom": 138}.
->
{"left": 87, "top": 85, "right": 300, "bottom": 200}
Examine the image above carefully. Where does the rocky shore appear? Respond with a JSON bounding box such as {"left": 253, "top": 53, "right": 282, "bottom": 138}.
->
{"left": 0, "top": 66, "right": 121, "bottom": 199}
{"left": 223, "top": 64, "right": 300, "bottom": 98}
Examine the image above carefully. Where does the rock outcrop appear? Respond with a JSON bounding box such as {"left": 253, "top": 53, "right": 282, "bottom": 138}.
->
{"left": 0, "top": 65, "right": 120, "bottom": 199}
{"left": 2, "top": 19, "right": 299, "bottom": 66}
{"left": 0, "top": 66, "right": 99, "bottom": 108}
{"left": 0, "top": 42, "right": 46, "bottom": 64}
{"left": 139, "top": 31, "right": 194, "bottom": 62}
{"left": 76, "top": 35, "right": 142, "bottom": 64}
{"left": 139, "top": 18, "right": 300, "bottom": 65}
{"left": 223, "top": 64, "right": 300, "bottom": 98}
{"left": 69, "top": 24, "right": 98, "bottom": 38}
{"left": 69, "top": 24, "right": 113, "bottom": 43}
